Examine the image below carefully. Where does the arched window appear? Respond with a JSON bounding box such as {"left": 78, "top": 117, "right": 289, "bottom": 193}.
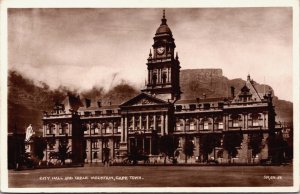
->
{"left": 200, "top": 118, "right": 212, "bottom": 130}
{"left": 60, "top": 123, "right": 68, "bottom": 134}
{"left": 215, "top": 116, "right": 223, "bottom": 130}
{"left": 190, "top": 119, "right": 197, "bottom": 131}
{"left": 231, "top": 114, "right": 241, "bottom": 128}
{"left": 162, "top": 72, "right": 167, "bottom": 84}
{"left": 152, "top": 73, "right": 157, "bottom": 86}
{"left": 93, "top": 152, "right": 98, "bottom": 159}
{"left": 251, "top": 113, "right": 261, "bottom": 127}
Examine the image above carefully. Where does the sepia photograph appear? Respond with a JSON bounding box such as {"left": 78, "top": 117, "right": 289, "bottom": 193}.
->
{"left": 1, "top": 0, "right": 299, "bottom": 193}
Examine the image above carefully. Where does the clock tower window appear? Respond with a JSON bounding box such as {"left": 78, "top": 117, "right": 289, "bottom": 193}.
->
{"left": 152, "top": 73, "right": 157, "bottom": 86}
{"left": 162, "top": 72, "right": 167, "bottom": 84}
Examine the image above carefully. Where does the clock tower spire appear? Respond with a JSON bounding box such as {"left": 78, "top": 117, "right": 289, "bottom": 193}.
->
{"left": 142, "top": 10, "right": 181, "bottom": 102}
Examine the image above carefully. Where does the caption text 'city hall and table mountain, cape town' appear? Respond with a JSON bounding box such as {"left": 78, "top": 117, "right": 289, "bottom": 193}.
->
{"left": 9, "top": 10, "right": 292, "bottom": 169}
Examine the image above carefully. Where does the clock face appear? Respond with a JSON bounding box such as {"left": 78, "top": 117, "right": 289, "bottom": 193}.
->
{"left": 157, "top": 47, "right": 165, "bottom": 55}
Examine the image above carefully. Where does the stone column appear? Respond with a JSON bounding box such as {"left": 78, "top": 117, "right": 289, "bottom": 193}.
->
{"left": 212, "top": 115, "right": 215, "bottom": 132}
{"left": 265, "top": 113, "right": 269, "bottom": 129}
{"left": 132, "top": 115, "right": 135, "bottom": 131}
{"left": 149, "top": 137, "right": 152, "bottom": 155}
{"left": 69, "top": 123, "right": 72, "bottom": 136}
{"left": 196, "top": 118, "right": 199, "bottom": 132}
{"left": 224, "top": 114, "right": 228, "bottom": 131}
{"left": 154, "top": 115, "right": 156, "bottom": 131}
{"left": 121, "top": 117, "right": 124, "bottom": 142}
{"left": 124, "top": 117, "right": 128, "bottom": 142}
{"left": 146, "top": 115, "right": 149, "bottom": 131}
{"left": 161, "top": 114, "right": 164, "bottom": 135}
{"left": 139, "top": 115, "right": 142, "bottom": 130}
{"left": 183, "top": 118, "right": 186, "bottom": 132}
{"left": 165, "top": 114, "right": 168, "bottom": 135}
{"left": 242, "top": 113, "right": 245, "bottom": 130}
{"left": 245, "top": 113, "right": 248, "bottom": 130}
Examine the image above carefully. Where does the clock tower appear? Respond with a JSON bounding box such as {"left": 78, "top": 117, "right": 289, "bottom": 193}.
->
{"left": 142, "top": 10, "right": 181, "bottom": 102}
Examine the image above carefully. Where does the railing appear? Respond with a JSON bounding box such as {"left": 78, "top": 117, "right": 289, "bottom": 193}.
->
{"left": 175, "top": 107, "right": 223, "bottom": 113}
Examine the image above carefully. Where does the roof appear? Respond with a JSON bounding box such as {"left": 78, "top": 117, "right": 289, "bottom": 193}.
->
{"left": 155, "top": 10, "right": 172, "bottom": 36}
{"left": 78, "top": 104, "right": 120, "bottom": 112}
{"left": 232, "top": 75, "right": 263, "bottom": 103}
{"left": 175, "top": 97, "right": 228, "bottom": 104}
{"left": 120, "top": 92, "right": 168, "bottom": 107}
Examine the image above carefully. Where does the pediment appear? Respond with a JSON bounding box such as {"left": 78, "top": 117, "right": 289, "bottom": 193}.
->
{"left": 120, "top": 93, "right": 168, "bottom": 107}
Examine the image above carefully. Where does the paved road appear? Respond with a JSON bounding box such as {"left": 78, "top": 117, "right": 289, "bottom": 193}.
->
{"left": 8, "top": 164, "right": 293, "bottom": 188}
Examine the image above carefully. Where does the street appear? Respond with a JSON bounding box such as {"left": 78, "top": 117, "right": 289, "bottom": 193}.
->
{"left": 8, "top": 164, "right": 293, "bottom": 187}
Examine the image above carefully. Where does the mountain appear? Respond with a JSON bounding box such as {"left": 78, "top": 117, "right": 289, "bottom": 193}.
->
{"left": 180, "top": 69, "right": 293, "bottom": 123}
{"left": 8, "top": 69, "right": 293, "bottom": 133}
{"left": 7, "top": 71, "right": 139, "bottom": 133}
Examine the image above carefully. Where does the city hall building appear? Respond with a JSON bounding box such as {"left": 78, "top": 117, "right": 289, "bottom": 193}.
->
{"left": 42, "top": 11, "right": 281, "bottom": 164}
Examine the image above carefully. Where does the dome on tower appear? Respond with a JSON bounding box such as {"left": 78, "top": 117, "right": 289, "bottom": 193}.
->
{"left": 155, "top": 10, "right": 172, "bottom": 35}
{"left": 156, "top": 24, "right": 172, "bottom": 35}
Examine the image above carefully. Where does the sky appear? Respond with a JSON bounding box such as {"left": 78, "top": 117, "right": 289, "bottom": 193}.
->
{"left": 8, "top": 8, "right": 293, "bottom": 101}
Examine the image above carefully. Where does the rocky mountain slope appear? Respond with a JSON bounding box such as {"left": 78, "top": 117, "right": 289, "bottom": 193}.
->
{"left": 180, "top": 69, "right": 293, "bottom": 123}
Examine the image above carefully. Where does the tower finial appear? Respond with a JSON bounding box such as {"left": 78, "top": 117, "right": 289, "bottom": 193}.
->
{"left": 149, "top": 49, "right": 152, "bottom": 57}
{"left": 176, "top": 52, "right": 179, "bottom": 60}
{"left": 161, "top": 9, "right": 167, "bottom": 25}
{"left": 247, "top": 74, "right": 250, "bottom": 81}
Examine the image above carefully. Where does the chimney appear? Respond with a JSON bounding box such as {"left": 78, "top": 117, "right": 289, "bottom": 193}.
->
{"left": 97, "top": 101, "right": 102, "bottom": 108}
{"left": 85, "top": 98, "right": 91, "bottom": 108}
{"left": 230, "top": 86, "right": 235, "bottom": 98}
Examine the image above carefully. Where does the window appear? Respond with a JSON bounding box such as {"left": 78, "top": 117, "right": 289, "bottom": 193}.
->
{"left": 60, "top": 123, "right": 68, "bottom": 134}
{"left": 103, "top": 140, "right": 109, "bottom": 148}
{"left": 92, "top": 140, "right": 99, "bottom": 149}
{"left": 47, "top": 124, "right": 55, "bottom": 134}
{"left": 231, "top": 115, "right": 241, "bottom": 128}
{"left": 106, "top": 110, "right": 113, "bottom": 115}
{"left": 91, "top": 123, "right": 99, "bottom": 135}
{"left": 84, "top": 123, "right": 90, "bottom": 134}
{"left": 114, "top": 140, "right": 120, "bottom": 149}
{"left": 176, "top": 105, "right": 182, "bottom": 111}
{"left": 204, "top": 122, "right": 209, "bottom": 130}
{"left": 218, "top": 102, "right": 224, "bottom": 108}
{"left": 218, "top": 122, "right": 224, "bottom": 129}
{"left": 84, "top": 111, "right": 91, "bottom": 117}
{"left": 204, "top": 103, "right": 210, "bottom": 110}
{"left": 233, "top": 120, "right": 239, "bottom": 127}
{"left": 189, "top": 104, "right": 196, "bottom": 111}
{"left": 134, "top": 117, "right": 140, "bottom": 130}
{"left": 129, "top": 117, "right": 133, "bottom": 131}
{"left": 95, "top": 111, "right": 102, "bottom": 116}
{"left": 142, "top": 116, "right": 147, "bottom": 130}
{"left": 48, "top": 140, "right": 55, "bottom": 150}
{"left": 162, "top": 72, "right": 167, "bottom": 84}
{"left": 152, "top": 73, "right": 157, "bottom": 85}
{"left": 252, "top": 114, "right": 260, "bottom": 127}
{"left": 93, "top": 152, "right": 98, "bottom": 159}
{"left": 190, "top": 121, "right": 195, "bottom": 130}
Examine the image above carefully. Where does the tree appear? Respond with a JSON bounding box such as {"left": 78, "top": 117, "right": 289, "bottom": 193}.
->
{"left": 159, "top": 135, "right": 177, "bottom": 164}
{"left": 32, "top": 136, "right": 47, "bottom": 163}
{"left": 268, "top": 132, "right": 287, "bottom": 164}
{"left": 223, "top": 133, "right": 243, "bottom": 163}
{"left": 183, "top": 137, "right": 195, "bottom": 163}
{"left": 200, "top": 134, "right": 222, "bottom": 163}
{"left": 248, "top": 133, "right": 263, "bottom": 162}
{"left": 58, "top": 139, "right": 70, "bottom": 165}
